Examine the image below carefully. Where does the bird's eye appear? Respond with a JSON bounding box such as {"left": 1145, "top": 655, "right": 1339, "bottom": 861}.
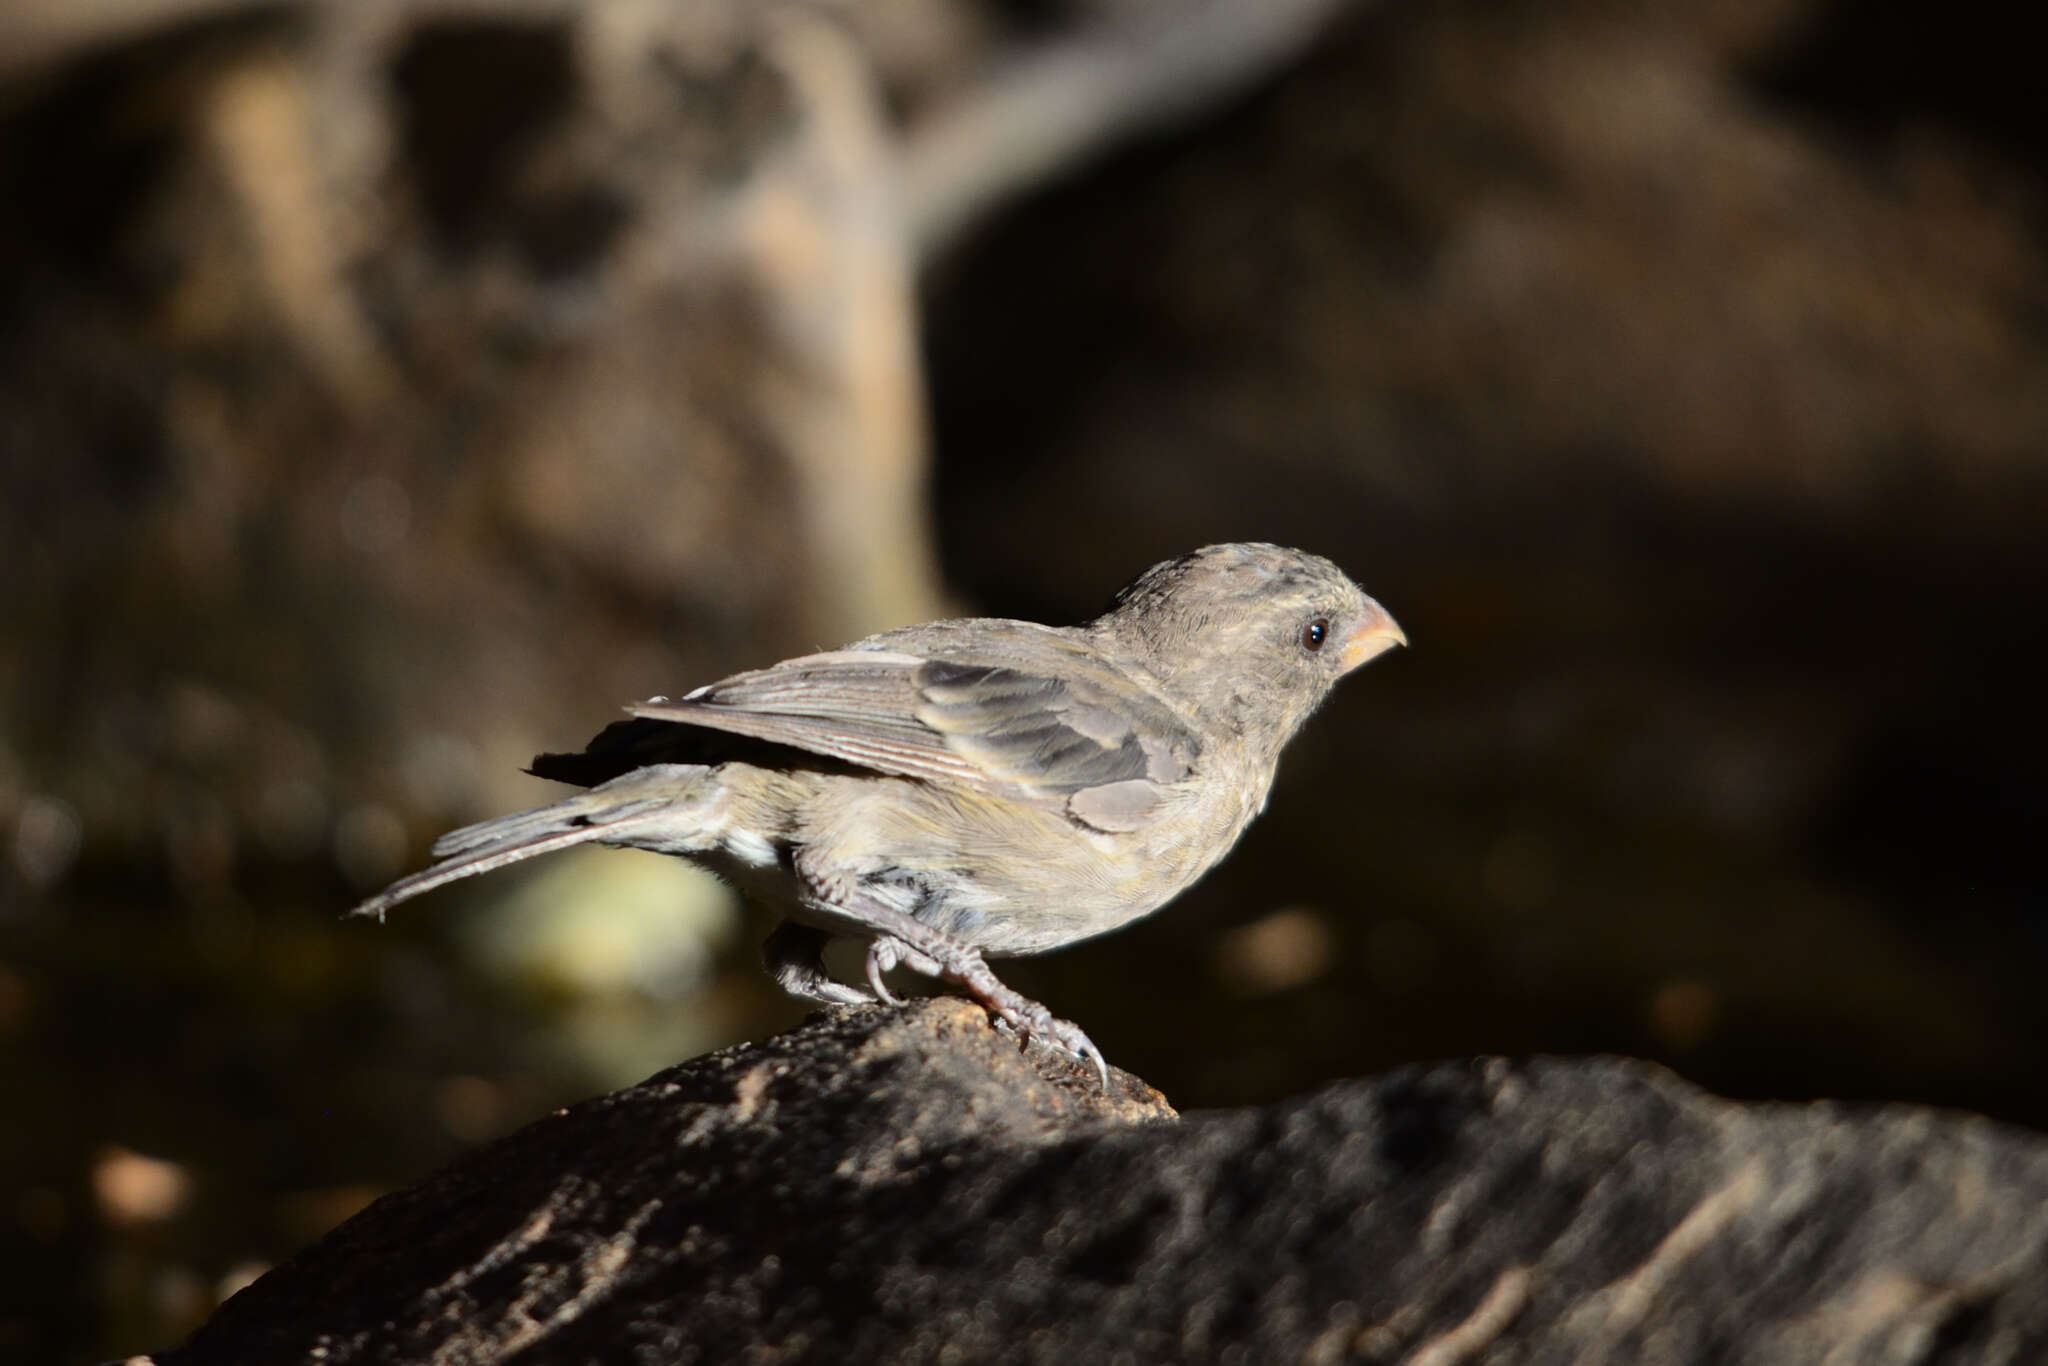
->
{"left": 1301, "top": 618, "right": 1329, "bottom": 652}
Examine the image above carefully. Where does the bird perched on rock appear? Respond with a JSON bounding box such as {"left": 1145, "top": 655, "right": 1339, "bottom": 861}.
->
{"left": 353, "top": 543, "right": 1404, "bottom": 1084}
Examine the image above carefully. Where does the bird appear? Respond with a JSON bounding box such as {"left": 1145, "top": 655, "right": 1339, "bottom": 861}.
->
{"left": 351, "top": 543, "right": 1405, "bottom": 1085}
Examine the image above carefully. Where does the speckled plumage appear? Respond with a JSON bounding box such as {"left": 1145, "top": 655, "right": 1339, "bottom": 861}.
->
{"left": 352, "top": 544, "right": 1404, "bottom": 1084}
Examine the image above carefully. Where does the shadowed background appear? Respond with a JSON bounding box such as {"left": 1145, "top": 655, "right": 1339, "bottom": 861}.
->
{"left": 2, "top": 0, "right": 2044, "bottom": 1360}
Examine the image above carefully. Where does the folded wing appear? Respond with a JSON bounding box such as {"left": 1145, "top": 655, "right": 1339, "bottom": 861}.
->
{"left": 589, "top": 624, "right": 1202, "bottom": 832}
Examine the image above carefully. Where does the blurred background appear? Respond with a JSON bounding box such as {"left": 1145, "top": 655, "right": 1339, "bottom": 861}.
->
{"left": 3, "top": 0, "right": 2045, "bottom": 1359}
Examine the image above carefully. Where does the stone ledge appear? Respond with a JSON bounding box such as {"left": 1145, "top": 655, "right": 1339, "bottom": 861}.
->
{"left": 148, "top": 999, "right": 2048, "bottom": 1364}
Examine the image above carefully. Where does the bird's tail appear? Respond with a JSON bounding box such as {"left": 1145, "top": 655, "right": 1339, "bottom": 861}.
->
{"left": 347, "top": 764, "right": 712, "bottom": 922}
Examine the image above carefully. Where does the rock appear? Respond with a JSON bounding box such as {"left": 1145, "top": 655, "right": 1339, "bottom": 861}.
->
{"left": 150, "top": 999, "right": 2048, "bottom": 1365}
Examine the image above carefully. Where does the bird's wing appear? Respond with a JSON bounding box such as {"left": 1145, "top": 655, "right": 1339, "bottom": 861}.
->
{"left": 619, "top": 624, "right": 1202, "bottom": 832}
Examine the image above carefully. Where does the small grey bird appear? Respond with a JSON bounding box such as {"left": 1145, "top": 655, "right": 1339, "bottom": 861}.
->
{"left": 352, "top": 543, "right": 1404, "bottom": 1084}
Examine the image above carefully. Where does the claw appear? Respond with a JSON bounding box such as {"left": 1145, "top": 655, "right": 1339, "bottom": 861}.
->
{"left": 985, "top": 998, "right": 1112, "bottom": 1091}
{"left": 864, "top": 939, "right": 904, "bottom": 1006}
{"left": 1058, "top": 1024, "right": 1111, "bottom": 1093}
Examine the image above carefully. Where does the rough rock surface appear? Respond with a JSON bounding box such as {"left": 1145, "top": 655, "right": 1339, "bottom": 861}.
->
{"left": 152, "top": 999, "right": 2048, "bottom": 1365}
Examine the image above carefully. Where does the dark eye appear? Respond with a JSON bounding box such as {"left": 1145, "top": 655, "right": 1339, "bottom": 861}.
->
{"left": 1301, "top": 618, "right": 1329, "bottom": 652}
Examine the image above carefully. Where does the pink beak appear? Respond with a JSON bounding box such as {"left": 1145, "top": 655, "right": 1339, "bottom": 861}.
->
{"left": 1336, "top": 600, "right": 1406, "bottom": 672}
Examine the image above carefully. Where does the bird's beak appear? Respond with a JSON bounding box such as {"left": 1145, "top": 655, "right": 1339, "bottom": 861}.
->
{"left": 1337, "top": 601, "right": 1406, "bottom": 672}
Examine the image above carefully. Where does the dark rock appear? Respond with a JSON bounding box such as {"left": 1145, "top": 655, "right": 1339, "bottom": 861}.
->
{"left": 151, "top": 1000, "right": 2048, "bottom": 1365}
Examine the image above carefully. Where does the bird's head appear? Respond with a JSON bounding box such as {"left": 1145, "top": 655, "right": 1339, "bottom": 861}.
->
{"left": 1092, "top": 543, "right": 1404, "bottom": 751}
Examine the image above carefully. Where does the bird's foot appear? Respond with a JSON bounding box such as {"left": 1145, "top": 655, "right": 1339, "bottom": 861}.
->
{"left": 865, "top": 936, "right": 1104, "bottom": 1085}
{"left": 764, "top": 921, "right": 877, "bottom": 1007}
{"left": 935, "top": 948, "right": 1110, "bottom": 1091}
{"left": 782, "top": 974, "right": 878, "bottom": 1008}
{"left": 985, "top": 999, "right": 1111, "bottom": 1091}
{"left": 788, "top": 868, "right": 1113, "bottom": 1088}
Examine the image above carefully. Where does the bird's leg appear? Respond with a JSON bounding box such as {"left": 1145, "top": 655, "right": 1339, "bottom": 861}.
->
{"left": 798, "top": 862, "right": 1110, "bottom": 1089}
{"left": 762, "top": 920, "right": 875, "bottom": 1006}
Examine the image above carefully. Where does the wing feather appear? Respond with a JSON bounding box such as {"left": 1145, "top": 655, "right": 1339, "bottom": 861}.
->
{"left": 620, "top": 626, "right": 1202, "bottom": 829}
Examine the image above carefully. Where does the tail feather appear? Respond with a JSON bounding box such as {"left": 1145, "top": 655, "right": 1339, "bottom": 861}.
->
{"left": 429, "top": 798, "right": 629, "bottom": 860}
{"left": 349, "top": 769, "right": 706, "bottom": 922}
{"left": 349, "top": 822, "right": 623, "bottom": 922}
